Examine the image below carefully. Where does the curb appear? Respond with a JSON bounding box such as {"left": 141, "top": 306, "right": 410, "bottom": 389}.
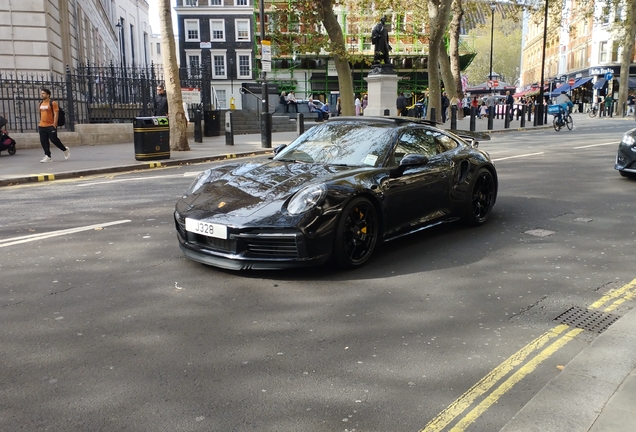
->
{"left": 0, "top": 149, "right": 273, "bottom": 187}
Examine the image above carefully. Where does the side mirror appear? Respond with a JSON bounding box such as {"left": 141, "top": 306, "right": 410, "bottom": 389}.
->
{"left": 399, "top": 153, "right": 429, "bottom": 168}
{"left": 273, "top": 144, "right": 287, "bottom": 154}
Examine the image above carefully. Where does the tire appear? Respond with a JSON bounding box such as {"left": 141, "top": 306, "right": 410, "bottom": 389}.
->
{"left": 463, "top": 168, "right": 496, "bottom": 226}
{"left": 553, "top": 117, "right": 561, "bottom": 131}
{"left": 8, "top": 145, "right": 16, "bottom": 155}
{"left": 619, "top": 170, "right": 636, "bottom": 178}
{"left": 588, "top": 108, "right": 597, "bottom": 118}
{"left": 565, "top": 114, "right": 573, "bottom": 130}
{"left": 332, "top": 197, "right": 379, "bottom": 268}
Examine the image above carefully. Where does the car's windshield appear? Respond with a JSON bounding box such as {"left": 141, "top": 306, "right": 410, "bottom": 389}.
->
{"left": 273, "top": 122, "right": 397, "bottom": 167}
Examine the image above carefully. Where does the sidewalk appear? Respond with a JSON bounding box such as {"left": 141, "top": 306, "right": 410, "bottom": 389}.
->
{"left": 1, "top": 114, "right": 635, "bottom": 431}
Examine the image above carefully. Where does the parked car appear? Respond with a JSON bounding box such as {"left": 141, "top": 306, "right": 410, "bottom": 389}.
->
{"left": 615, "top": 127, "right": 636, "bottom": 178}
{"left": 174, "top": 116, "right": 498, "bottom": 270}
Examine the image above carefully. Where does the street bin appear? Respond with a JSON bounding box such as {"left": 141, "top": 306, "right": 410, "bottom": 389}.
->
{"left": 133, "top": 116, "right": 170, "bottom": 161}
{"left": 203, "top": 110, "right": 221, "bottom": 136}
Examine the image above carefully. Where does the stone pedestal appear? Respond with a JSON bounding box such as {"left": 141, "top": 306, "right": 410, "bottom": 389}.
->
{"left": 364, "top": 69, "right": 400, "bottom": 117}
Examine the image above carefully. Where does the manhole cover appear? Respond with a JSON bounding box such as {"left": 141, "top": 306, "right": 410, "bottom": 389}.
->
{"left": 553, "top": 306, "right": 619, "bottom": 333}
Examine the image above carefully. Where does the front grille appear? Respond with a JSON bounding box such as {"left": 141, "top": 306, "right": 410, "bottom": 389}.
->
{"left": 241, "top": 234, "right": 299, "bottom": 258}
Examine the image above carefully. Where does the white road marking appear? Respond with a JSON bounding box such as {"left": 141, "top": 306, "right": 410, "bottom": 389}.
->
{"left": 572, "top": 141, "right": 618, "bottom": 149}
{"left": 0, "top": 220, "right": 131, "bottom": 248}
{"left": 492, "top": 152, "right": 544, "bottom": 162}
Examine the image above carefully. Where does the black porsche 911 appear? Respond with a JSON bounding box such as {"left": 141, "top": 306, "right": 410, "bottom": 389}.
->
{"left": 174, "top": 117, "right": 498, "bottom": 270}
{"left": 615, "top": 127, "right": 636, "bottom": 178}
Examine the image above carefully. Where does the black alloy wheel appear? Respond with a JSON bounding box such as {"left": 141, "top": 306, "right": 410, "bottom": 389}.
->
{"left": 464, "top": 168, "right": 496, "bottom": 226}
{"left": 565, "top": 114, "right": 573, "bottom": 130}
{"left": 333, "top": 197, "right": 379, "bottom": 268}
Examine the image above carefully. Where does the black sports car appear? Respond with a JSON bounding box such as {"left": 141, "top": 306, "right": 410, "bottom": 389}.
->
{"left": 174, "top": 117, "right": 498, "bottom": 270}
{"left": 615, "top": 127, "right": 636, "bottom": 178}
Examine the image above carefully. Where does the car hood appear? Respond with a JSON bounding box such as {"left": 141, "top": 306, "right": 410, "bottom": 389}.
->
{"left": 182, "top": 160, "right": 354, "bottom": 219}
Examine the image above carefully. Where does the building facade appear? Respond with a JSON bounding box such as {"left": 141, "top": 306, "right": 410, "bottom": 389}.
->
{"left": 0, "top": 0, "right": 151, "bottom": 75}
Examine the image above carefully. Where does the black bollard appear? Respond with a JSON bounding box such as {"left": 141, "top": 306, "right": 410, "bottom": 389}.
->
{"left": 470, "top": 106, "right": 476, "bottom": 132}
{"left": 528, "top": 104, "right": 532, "bottom": 121}
{"left": 194, "top": 109, "right": 202, "bottom": 143}
{"left": 430, "top": 107, "right": 436, "bottom": 122}
{"left": 297, "top": 113, "right": 304, "bottom": 136}
{"left": 520, "top": 105, "right": 526, "bottom": 128}
{"left": 504, "top": 105, "right": 511, "bottom": 129}
{"left": 487, "top": 105, "right": 494, "bottom": 130}
{"left": 225, "top": 111, "right": 234, "bottom": 146}
{"left": 450, "top": 105, "right": 457, "bottom": 129}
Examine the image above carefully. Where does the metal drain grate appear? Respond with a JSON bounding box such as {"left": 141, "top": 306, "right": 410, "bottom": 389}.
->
{"left": 553, "top": 306, "right": 619, "bottom": 333}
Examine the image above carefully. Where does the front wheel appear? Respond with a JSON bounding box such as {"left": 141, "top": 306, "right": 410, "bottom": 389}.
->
{"left": 332, "top": 197, "right": 379, "bottom": 268}
{"left": 553, "top": 116, "right": 561, "bottom": 131}
{"left": 588, "top": 108, "right": 597, "bottom": 118}
{"left": 8, "top": 145, "right": 16, "bottom": 155}
{"left": 565, "top": 114, "right": 573, "bottom": 130}
{"left": 463, "top": 168, "right": 496, "bottom": 226}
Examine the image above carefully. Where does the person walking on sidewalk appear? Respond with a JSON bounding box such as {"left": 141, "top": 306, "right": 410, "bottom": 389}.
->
{"left": 153, "top": 85, "right": 169, "bottom": 116}
{"left": 38, "top": 88, "right": 69, "bottom": 163}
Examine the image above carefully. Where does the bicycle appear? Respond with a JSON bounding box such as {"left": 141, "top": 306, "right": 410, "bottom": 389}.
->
{"left": 548, "top": 105, "right": 573, "bottom": 131}
{"left": 587, "top": 104, "right": 598, "bottom": 118}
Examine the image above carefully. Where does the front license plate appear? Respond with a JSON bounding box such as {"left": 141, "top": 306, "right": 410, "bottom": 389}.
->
{"left": 185, "top": 218, "right": 227, "bottom": 239}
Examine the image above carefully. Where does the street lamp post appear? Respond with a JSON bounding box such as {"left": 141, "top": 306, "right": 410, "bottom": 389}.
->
{"left": 229, "top": 56, "right": 235, "bottom": 109}
{"left": 537, "top": 0, "right": 549, "bottom": 125}
{"left": 489, "top": 2, "right": 496, "bottom": 89}
{"left": 115, "top": 19, "right": 126, "bottom": 69}
{"left": 259, "top": 0, "right": 271, "bottom": 148}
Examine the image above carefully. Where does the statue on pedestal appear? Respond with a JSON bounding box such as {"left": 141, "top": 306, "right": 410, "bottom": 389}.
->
{"left": 369, "top": 16, "right": 394, "bottom": 75}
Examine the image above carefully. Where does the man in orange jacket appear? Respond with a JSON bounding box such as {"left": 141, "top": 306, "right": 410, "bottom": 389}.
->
{"left": 38, "top": 88, "right": 70, "bottom": 163}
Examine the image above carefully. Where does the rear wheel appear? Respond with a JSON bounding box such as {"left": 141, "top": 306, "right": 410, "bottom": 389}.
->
{"left": 463, "top": 168, "right": 496, "bottom": 226}
{"left": 588, "top": 107, "right": 597, "bottom": 118}
{"left": 8, "top": 145, "right": 16, "bottom": 155}
{"left": 565, "top": 114, "right": 573, "bottom": 130}
{"left": 553, "top": 116, "right": 561, "bottom": 131}
{"left": 332, "top": 197, "right": 379, "bottom": 268}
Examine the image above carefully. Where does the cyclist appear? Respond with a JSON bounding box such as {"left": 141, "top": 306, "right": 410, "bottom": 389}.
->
{"left": 555, "top": 91, "right": 573, "bottom": 125}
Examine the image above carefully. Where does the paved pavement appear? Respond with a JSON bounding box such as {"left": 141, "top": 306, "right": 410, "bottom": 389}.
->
{"left": 1, "top": 113, "right": 635, "bottom": 431}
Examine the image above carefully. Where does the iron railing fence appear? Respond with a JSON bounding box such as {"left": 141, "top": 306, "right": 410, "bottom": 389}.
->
{"left": 0, "top": 63, "right": 213, "bottom": 132}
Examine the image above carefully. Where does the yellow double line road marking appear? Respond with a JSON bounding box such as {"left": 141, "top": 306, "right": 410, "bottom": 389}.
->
{"left": 421, "top": 278, "right": 636, "bottom": 432}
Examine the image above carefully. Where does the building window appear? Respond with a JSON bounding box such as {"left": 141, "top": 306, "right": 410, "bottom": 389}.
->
{"left": 185, "top": 0, "right": 197, "bottom": 6}
{"left": 212, "top": 53, "right": 227, "bottom": 78}
{"left": 156, "top": 43, "right": 161, "bottom": 55}
{"left": 185, "top": 20, "right": 200, "bottom": 42}
{"left": 599, "top": 41, "right": 608, "bottom": 63}
{"left": 185, "top": 51, "right": 202, "bottom": 77}
{"left": 236, "top": 20, "right": 250, "bottom": 41}
{"left": 209, "top": 0, "right": 222, "bottom": 5}
{"left": 210, "top": 20, "right": 225, "bottom": 41}
{"left": 235, "top": 0, "right": 248, "bottom": 5}
{"left": 237, "top": 53, "right": 252, "bottom": 78}
{"left": 216, "top": 89, "right": 227, "bottom": 109}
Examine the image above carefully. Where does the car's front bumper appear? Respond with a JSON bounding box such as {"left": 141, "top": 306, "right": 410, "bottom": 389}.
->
{"left": 174, "top": 211, "right": 332, "bottom": 270}
{"left": 615, "top": 138, "right": 636, "bottom": 172}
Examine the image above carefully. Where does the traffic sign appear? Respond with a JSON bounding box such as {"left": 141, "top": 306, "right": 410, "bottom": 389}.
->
{"left": 605, "top": 72, "right": 613, "bottom": 81}
{"left": 487, "top": 80, "right": 494, "bottom": 88}
{"left": 493, "top": 80, "right": 499, "bottom": 87}
{"left": 568, "top": 78, "right": 576, "bottom": 85}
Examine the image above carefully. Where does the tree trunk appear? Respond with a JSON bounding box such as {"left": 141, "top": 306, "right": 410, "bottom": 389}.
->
{"left": 318, "top": 0, "right": 355, "bottom": 116}
{"left": 617, "top": 0, "right": 636, "bottom": 116}
{"left": 449, "top": 0, "right": 465, "bottom": 116}
{"left": 158, "top": 0, "right": 189, "bottom": 151}
{"left": 427, "top": 0, "right": 453, "bottom": 122}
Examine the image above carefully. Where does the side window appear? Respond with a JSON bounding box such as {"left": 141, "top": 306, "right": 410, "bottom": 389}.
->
{"left": 394, "top": 129, "right": 437, "bottom": 164}
{"left": 430, "top": 132, "right": 459, "bottom": 153}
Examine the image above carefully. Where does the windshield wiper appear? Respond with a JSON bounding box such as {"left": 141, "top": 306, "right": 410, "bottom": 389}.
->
{"left": 276, "top": 158, "right": 310, "bottom": 163}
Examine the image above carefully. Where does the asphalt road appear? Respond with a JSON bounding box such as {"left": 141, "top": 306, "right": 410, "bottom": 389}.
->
{"left": 1, "top": 120, "right": 635, "bottom": 431}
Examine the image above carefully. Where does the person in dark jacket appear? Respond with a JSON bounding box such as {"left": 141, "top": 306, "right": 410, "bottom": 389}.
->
{"left": 441, "top": 92, "right": 450, "bottom": 122}
{"left": 396, "top": 92, "right": 407, "bottom": 116}
{"left": 154, "top": 85, "right": 169, "bottom": 116}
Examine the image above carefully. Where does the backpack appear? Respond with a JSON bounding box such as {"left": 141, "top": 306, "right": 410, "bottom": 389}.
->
{"left": 46, "top": 100, "right": 66, "bottom": 127}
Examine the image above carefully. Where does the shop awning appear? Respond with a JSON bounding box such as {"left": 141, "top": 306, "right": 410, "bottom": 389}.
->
{"left": 571, "top": 77, "right": 593, "bottom": 89}
{"left": 593, "top": 78, "right": 606, "bottom": 89}
{"left": 551, "top": 83, "right": 571, "bottom": 95}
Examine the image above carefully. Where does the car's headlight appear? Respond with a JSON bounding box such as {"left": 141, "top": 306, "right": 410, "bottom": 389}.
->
{"left": 185, "top": 171, "right": 212, "bottom": 195}
{"left": 622, "top": 134, "right": 636, "bottom": 146}
{"left": 287, "top": 184, "right": 327, "bottom": 215}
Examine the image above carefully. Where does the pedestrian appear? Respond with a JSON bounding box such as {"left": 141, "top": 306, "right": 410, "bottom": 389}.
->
{"left": 479, "top": 102, "right": 488, "bottom": 119}
{"left": 308, "top": 96, "right": 323, "bottom": 121}
{"left": 287, "top": 90, "right": 298, "bottom": 113}
{"left": 362, "top": 94, "right": 368, "bottom": 115}
{"left": 626, "top": 93, "right": 635, "bottom": 116}
{"left": 38, "top": 88, "right": 70, "bottom": 163}
{"left": 604, "top": 93, "right": 613, "bottom": 117}
{"left": 153, "top": 84, "right": 168, "bottom": 116}
{"left": 321, "top": 101, "right": 330, "bottom": 119}
{"left": 355, "top": 95, "right": 362, "bottom": 116}
{"left": 336, "top": 97, "right": 342, "bottom": 116}
{"left": 471, "top": 96, "right": 479, "bottom": 115}
{"left": 279, "top": 91, "right": 288, "bottom": 112}
{"left": 396, "top": 92, "right": 407, "bottom": 116}
{"left": 441, "top": 92, "right": 450, "bottom": 122}
{"left": 486, "top": 93, "right": 495, "bottom": 117}
{"left": 505, "top": 90, "right": 514, "bottom": 120}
